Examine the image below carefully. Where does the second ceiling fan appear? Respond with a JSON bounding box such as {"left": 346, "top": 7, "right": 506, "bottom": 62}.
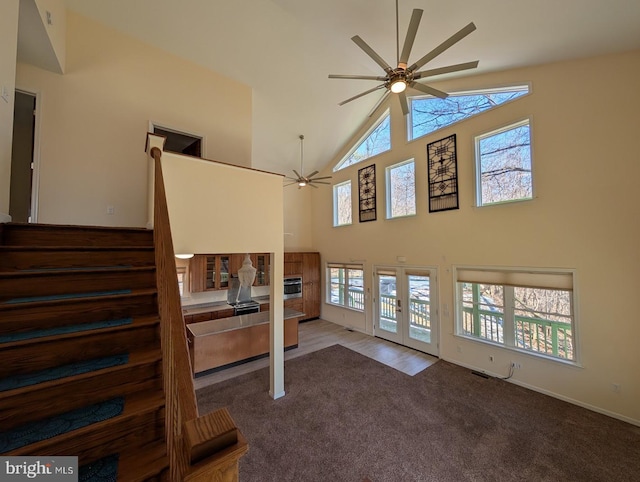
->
{"left": 329, "top": 0, "right": 479, "bottom": 116}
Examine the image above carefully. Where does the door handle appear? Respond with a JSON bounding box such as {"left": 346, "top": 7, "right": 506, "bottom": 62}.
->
{"left": 396, "top": 298, "right": 402, "bottom": 312}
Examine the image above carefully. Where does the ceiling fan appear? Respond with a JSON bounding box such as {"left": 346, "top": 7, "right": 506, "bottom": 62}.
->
{"left": 284, "top": 135, "right": 332, "bottom": 188}
{"left": 329, "top": 0, "right": 479, "bottom": 116}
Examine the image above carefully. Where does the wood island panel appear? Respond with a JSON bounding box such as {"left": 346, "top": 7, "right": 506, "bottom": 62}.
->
{"left": 188, "top": 315, "right": 300, "bottom": 374}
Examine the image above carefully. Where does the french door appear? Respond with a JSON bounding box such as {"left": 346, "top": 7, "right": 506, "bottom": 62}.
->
{"left": 374, "top": 267, "right": 438, "bottom": 356}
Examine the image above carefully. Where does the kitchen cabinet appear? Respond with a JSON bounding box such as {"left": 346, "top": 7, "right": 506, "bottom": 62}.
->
{"left": 284, "top": 252, "right": 320, "bottom": 321}
{"left": 230, "top": 253, "right": 270, "bottom": 286}
{"left": 192, "top": 253, "right": 269, "bottom": 293}
{"left": 284, "top": 252, "right": 302, "bottom": 276}
{"left": 302, "top": 252, "right": 321, "bottom": 319}
{"left": 190, "top": 254, "right": 230, "bottom": 292}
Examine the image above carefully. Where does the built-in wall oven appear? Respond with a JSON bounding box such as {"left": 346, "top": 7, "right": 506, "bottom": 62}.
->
{"left": 284, "top": 276, "right": 303, "bottom": 300}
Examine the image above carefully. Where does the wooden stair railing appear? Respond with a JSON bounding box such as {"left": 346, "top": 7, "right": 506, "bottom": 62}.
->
{"left": 150, "top": 146, "right": 248, "bottom": 481}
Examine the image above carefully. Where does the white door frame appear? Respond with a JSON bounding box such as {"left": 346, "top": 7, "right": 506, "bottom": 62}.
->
{"left": 373, "top": 265, "right": 439, "bottom": 357}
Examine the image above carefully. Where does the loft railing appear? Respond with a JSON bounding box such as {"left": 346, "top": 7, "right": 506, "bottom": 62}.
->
{"left": 462, "top": 307, "right": 573, "bottom": 359}
{"left": 150, "top": 146, "right": 248, "bottom": 481}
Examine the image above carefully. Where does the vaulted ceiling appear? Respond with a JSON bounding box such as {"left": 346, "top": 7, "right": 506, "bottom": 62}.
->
{"left": 60, "top": 0, "right": 640, "bottom": 175}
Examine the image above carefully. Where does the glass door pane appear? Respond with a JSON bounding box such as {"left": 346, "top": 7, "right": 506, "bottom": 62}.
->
{"left": 408, "top": 274, "right": 431, "bottom": 344}
{"left": 376, "top": 272, "right": 400, "bottom": 343}
{"left": 219, "top": 256, "right": 230, "bottom": 289}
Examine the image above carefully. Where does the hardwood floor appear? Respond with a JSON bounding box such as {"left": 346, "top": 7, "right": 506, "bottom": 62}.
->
{"left": 193, "top": 319, "right": 438, "bottom": 390}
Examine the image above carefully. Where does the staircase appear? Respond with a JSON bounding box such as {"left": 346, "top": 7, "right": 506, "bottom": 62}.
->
{"left": 0, "top": 222, "right": 168, "bottom": 480}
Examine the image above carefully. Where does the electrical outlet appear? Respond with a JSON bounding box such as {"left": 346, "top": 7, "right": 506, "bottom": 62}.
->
{"left": 510, "top": 361, "right": 522, "bottom": 369}
{"left": 106, "top": 205, "right": 115, "bottom": 215}
{"left": 456, "top": 345, "right": 462, "bottom": 353}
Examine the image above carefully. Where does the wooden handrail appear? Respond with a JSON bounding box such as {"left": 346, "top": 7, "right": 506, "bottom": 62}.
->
{"left": 151, "top": 146, "right": 247, "bottom": 481}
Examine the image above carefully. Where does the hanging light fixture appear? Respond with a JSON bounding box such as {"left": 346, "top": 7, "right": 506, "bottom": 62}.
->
{"left": 284, "top": 135, "right": 332, "bottom": 188}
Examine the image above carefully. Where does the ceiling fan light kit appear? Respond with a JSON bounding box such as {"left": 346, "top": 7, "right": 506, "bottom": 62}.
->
{"left": 285, "top": 135, "right": 332, "bottom": 189}
{"left": 329, "top": 0, "right": 479, "bottom": 116}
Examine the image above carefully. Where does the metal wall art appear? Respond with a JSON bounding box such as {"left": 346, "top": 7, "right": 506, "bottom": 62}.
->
{"left": 427, "top": 134, "right": 459, "bottom": 212}
{"left": 358, "top": 164, "right": 377, "bottom": 222}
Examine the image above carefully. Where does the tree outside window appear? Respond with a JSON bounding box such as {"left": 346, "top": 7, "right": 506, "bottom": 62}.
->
{"left": 386, "top": 160, "right": 416, "bottom": 218}
{"left": 333, "top": 181, "right": 352, "bottom": 226}
{"left": 476, "top": 120, "right": 532, "bottom": 206}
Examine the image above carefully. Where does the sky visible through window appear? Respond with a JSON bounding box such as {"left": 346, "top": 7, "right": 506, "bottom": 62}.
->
{"left": 410, "top": 87, "right": 529, "bottom": 140}
{"left": 335, "top": 113, "right": 390, "bottom": 172}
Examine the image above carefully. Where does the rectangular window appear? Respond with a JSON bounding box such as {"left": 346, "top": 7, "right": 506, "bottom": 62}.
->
{"left": 386, "top": 159, "right": 416, "bottom": 218}
{"left": 475, "top": 119, "right": 533, "bottom": 206}
{"left": 455, "top": 267, "right": 577, "bottom": 362}
{"left": 327, "top": 263, "right": 364, "bottom": 311}
{"left": 333, "top": 181, "right": 352, "bottom": 226}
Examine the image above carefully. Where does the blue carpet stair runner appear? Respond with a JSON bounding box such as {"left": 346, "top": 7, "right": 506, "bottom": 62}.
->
{"left": 2, "top": 290, "right": 132, "bottom": 305}
{"left": 0, "top": 397, "right": 126, "bottom": 452}
{"left": 0, "top": 317, "right": 133, "bottom": 343}
{"left": 0, "top": 354, "right": 130, "bottom": 392}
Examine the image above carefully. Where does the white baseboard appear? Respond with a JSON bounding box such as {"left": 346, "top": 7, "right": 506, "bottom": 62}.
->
{"left": 440, "top": 356, "right": 639, "bottom": 427}
{"left": 0, "top": 213, "right": 11, "bottom": 223}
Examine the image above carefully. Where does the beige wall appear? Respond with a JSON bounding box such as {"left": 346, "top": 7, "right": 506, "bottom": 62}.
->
{"left": 160, "top": 152, "right": 284, "bottom": 256}
{"left": 0, "top": 0, "right": 20, "bottom": 219}
{"left": 283, "top": 187, "right": 314, "bottom": 251}
{"left": 312, "top": 50, "right": 640, "bottom": 424}
{"left": 16, "top": 11, "right": 252, "bottom": 227}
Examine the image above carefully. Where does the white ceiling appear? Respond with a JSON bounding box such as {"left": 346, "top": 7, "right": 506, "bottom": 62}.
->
{"left": 60, "top": 0, "right": 640, "bottom": 175}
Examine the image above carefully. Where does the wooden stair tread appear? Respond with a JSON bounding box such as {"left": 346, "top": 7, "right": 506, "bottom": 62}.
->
{"left": 4, "top": 389, "right": 165, "bottom": 457}
{"left": 0, "top": 287, "right": 158, "bottom": 311}
{"left": 0, "top": 265, "right": 155, "bottom": 278}
{"left": 0, "top": 315, "right": 159, "bottom": 349}
{"left": 0, "top": 348, "right": 162, "bottom": 401}
{"left": 117, "top": 441, "right": 168, "bottom": 481}
{"left": 0, "top": 245, "right": 155, "bottom": 251}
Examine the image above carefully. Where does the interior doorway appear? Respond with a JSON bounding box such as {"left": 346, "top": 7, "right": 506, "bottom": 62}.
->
{"left": 10, "top": 90, "right": 38, "bottom": 223}
{"left": 151, "top": 123, "right": 203, "bottom": 158}
{"left": 373, "top": 266, "right": 439, "bottom": 357}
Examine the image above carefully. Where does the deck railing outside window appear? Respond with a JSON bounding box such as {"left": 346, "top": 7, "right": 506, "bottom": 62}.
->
{"left": 462, "top": 307, "right": 573, "bottom": 359}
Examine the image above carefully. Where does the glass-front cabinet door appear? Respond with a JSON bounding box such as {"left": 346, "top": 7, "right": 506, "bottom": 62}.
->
{"left": 204, "top": 255, "right": 230, "bottom": 290}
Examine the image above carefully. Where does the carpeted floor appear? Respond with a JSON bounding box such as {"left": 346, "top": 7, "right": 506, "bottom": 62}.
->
{"left": 197, "top": 344, "right": 640, "bottom": 482}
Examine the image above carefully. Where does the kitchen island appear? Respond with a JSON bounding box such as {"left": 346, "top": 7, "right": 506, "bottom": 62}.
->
{"left": 187, "top": 307, "right": 303, "bottom": 375}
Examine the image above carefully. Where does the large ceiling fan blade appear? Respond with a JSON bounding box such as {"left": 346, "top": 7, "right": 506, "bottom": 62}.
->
{"left": 351, "top": 35, "right": 393, "bottom": 73}
{"left": 308, "top": 183, "right": 319, "bottom": 189}
{"left": 329, "top": 74, "right": 388, "bottom": 81}
{"left": 310, "top": 181, "right": 331, "bottom": 185}
{"left": 367, "top": 90, "right": 391, "bottom": 117}
{"left": 398, "top": 91, "right": 409, "bottom": 116}
{"left": 306, "top": 170, "right": 319, "bottom": 178}
{"left": 309, "top": 176, "right": 332, "bottom": 181}
{"left": 409, "top": 81, "right": 448, "bottom": 99}
{"left": 407, "top": 22, "right": 477, "bottom": 73}
{"left": 338, "top": 84, "right": 386, "bottom": 106}
{"left": 413, "top": 60, "right": 479, "bottom": 80}
{"left": 399, "top": 9, "right": 423, "bottom": 67}
{"left": 293, "top": 170, "right": 302, "bottom": 179}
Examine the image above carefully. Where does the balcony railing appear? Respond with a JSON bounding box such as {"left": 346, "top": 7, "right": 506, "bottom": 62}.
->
{"left": 378, "top": 293, "right": 430, "bottom": 329}
{"left": 462, "top": 307, "right": 573, "bottom": 359}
